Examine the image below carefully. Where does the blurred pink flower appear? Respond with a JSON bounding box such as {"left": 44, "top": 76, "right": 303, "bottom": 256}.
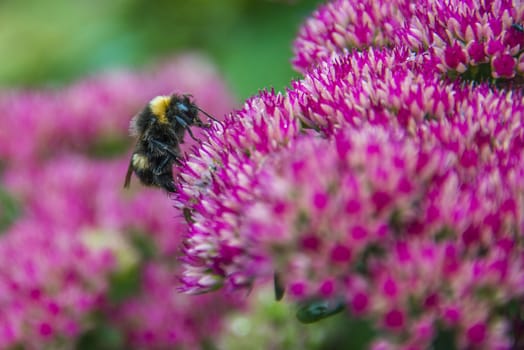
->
{"left": 0, "top": 54, "right": 234, "bottom": 166}
{"left": 0, "top": 54, "right": 239, "bottom": 348}
{"left": 4, "top": 156, "right": 181, "bottom": 255}
{"left": 0, "top": 217, "right": 115, "bottom": 349}
{"left": 109, "top": 262, "right": 239, "bottom": 349}
{"left": 0, "top": 156, "right": 158, "bottom": 347}
{"left": 1, "top": 154, "right": 240, "bottom": 348}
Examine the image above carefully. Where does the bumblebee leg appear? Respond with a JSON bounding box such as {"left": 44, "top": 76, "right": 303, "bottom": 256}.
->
{"left": 161, "top": 178, "right": 176, "bottom": 192}
{"left": 154, "top": 170, "right": 176, "bottom": 192}
{"left": 194, "top": 117, "right": 211, "bottom": 129}
{"left": 153, "top": 154, "right": 183, "bottom": 175}
{"left": 150, "top": 139, "right": 181, "bottom": 160}
{"left": 175, "top": 116, "right": 199, "bottom": 141}
{"left": 124, "top": 158, "right": 134, "bottom": 188}
{"left": 512, "top": 23, "right": 524, "bottom": 32}
{"left": 153, "top": 157, "right": 169, "bottom": 175}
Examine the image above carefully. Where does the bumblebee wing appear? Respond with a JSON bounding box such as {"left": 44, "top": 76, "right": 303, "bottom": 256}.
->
{"left": 124, "top": 157, "right": 134, "bottom": 188}
{"left": 129, "top": 113, "right": 141, "bottom": 137}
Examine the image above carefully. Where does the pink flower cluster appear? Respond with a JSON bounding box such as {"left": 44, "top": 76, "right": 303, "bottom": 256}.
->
{"left": 109, "top": 262, "right": 237, "bottom": 349}
{"left": 291, "top": 49, "right": 524, "bottom": 172}
{"left": 177, "top": 90, "right": 300, "bottom": 293}
{"left": 0, "top": 216, "right": 114, "bottom": 349}
{"left": 407, "top": 0, "right": 524, "bottom": 80}
{"left": 0, "top": 157, "right": 129, "bottom": 348}
{"left": 0, "top": 56, "right": 238, "bottom": 349}
{"left": 175, "top": 2, "right": 524, "bottom": 348}
{"left": 293, "top": 0, "right": 524, "bottom": 84}
{"left": 244, "top": 128, "right": 524, "bottom": 349}
{"left": 292, "top": 0, "right": 415, "bottom": 72}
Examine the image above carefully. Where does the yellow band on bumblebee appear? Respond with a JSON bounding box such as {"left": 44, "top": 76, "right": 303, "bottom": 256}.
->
{"left": 149, "top": 95, "right": 171, "bottom": 124}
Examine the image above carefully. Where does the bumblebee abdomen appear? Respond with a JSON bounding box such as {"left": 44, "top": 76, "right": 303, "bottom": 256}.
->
{"left": 131, "top": 153, "right": 176, "bottom": 192}
{"left": 132, "top": 153, "right": 149, "bottom": 170}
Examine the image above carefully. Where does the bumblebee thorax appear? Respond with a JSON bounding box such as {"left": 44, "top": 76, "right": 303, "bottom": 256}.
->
{"left": 149, "top": 95, "right": 171, "bottom": 124}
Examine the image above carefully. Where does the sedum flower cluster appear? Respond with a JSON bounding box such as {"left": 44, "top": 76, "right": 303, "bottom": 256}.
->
{"left": 176, "top": 1, "right": 524, "bottom": 348}
{"left": 293, "top": 0, "right": 524, "bottom": 83}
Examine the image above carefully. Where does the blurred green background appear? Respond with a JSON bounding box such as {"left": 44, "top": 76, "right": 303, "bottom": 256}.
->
{"left": 0, "top": 0, "right": 322, "bottom": 100}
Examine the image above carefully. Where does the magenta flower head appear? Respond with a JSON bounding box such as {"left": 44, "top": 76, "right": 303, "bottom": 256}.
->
{"left": 243, "top": 127, "right": 524, "bottom": 348}
{"left": 176, "top": 45, "right": 524, "bottom": 347}
{"left": 293, "top": 0, "right": 524, "bottom": 86}
{"left": 290, "top": 48, "right": 524, "bottom": 170}
{"left": 292, "top": 0, "right": 415, "bottom": 73}
{"left": 0, "top": 157, "right": 143, "bottom": 348}
{"left": 240, "top": 126, "right": 452, "bottom": 292}
{"left": 176, "top": 90, "right": 301, "bottom": 293}
{"left": 408, "top": 0, "right": 524, "bottom": 82}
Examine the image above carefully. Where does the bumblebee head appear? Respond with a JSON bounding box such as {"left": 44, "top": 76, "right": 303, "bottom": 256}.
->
{"left": 148, "top": 94, "right": 198, "bottom": 125}
{"left": 167, "top": 94, "right": 200, "bottom": 126}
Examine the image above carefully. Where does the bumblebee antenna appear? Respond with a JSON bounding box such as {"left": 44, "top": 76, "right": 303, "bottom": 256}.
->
{"left": 196, "top": 107, "right": 224, "bottom": 126}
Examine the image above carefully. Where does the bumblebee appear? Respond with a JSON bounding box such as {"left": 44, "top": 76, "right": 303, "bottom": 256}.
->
{"left": 124, "top": 93, "right": 220, "bottom": 192}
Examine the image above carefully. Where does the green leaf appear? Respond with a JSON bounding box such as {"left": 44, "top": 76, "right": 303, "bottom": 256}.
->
{"left": 0, "top": 186, "right": 20, "bottom": 233}
{"left": 432, "top": 326, "right": 458, "bottom": 350}
{"left": 77, "top": 322, "right": 124, "bottom": 350}
{"left": 129, "top": 230, "right": 157, "bottom": 260}
{"left": 108, "top": 264, "right": 142, "bottom": 303}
